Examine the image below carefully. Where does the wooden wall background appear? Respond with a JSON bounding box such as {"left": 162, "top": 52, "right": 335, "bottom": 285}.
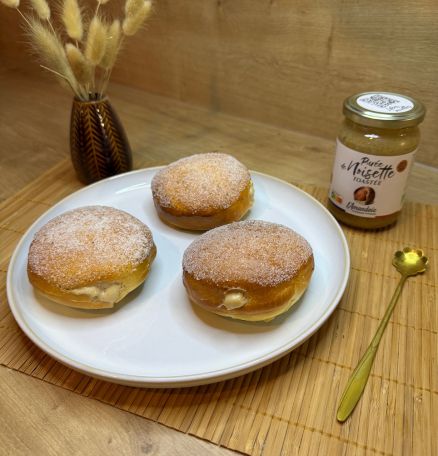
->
{"left": 1, "top": 0, "right": 438, "bottom": 167}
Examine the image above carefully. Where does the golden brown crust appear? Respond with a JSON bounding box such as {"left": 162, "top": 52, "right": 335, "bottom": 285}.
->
{"left": 28, "top": 245, "right": 156, "bottom": 309}
{"left": 154, "top": 181, "right": 253, "bottom": 231}
{"left": 27, "top": 206, "right": 157, "bottom": 309}
{"left": 182, "top": 220, "right": 314, "bottom": 321}
{"left": 151, "top": 153, "right": 254, "bottom": 230}
{"left": 183, "top": 256, "right": 313, "bottom": 321}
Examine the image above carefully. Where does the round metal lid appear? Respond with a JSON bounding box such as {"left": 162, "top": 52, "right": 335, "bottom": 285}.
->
{"left": 344, "top": 92, "right": 425, "bottom": 128}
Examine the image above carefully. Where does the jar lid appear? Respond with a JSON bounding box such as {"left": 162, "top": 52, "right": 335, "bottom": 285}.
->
{"left": 344, "top": 92, "right": 425, "bottom": 128}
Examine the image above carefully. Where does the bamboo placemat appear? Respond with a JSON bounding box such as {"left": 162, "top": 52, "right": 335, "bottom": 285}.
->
{"left": 0, "top": 160, "right": 436, "bottom": 456}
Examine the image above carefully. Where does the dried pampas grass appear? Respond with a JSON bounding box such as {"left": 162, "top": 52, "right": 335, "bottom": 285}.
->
{"left": 29, "top": 0, "right": 50, "bottom": 21}
{"left": 0, "top": 0, "right": 19, "bottom": 8}
{"left": 27, "top": 18, "right": 64, "bottom": 70}
{"left": 0, "top": 0, "right": 154, "bottom": 100}
{"left": 85, "top": 16, "right": 107, "bottom": 65}
{"left": 101, "top": 20, "right": 121, "bottom": 70}
{"left": 62, "top": 0, "right": 83, "bottom": 41}
{"left": 66, "top": 43, "right": 92, "bottom": 86}
{"left": 124, "top": 0, "right": 144, "bottom": 17}
{"left": 27, "top": 17, "right": 82, "bottom": 95}
{"left": 123, "top": 0, "right": 152, "bottom": 36}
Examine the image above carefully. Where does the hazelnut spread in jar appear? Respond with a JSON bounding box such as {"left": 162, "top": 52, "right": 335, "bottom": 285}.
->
{"left": 328, "top": 92, "right": 425, "bottom": 229}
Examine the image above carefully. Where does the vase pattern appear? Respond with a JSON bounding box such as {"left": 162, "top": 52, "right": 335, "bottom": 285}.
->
{"left": 70, "top": 97, "right": 132, "bottom": 184}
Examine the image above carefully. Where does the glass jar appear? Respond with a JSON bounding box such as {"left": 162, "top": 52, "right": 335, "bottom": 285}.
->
{"left": 328, "top": 92, "right": 425, "bottom": 229}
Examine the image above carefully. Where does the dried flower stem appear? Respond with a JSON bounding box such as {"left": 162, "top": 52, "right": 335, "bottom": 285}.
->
{"left": 16, "top": 8, "right": 31, "bottom": 27}
{"left": 1, "top": 0, "right": 153, "bottom": 100}
{"left": 40, "top": 64, "right": 84, "bottom": 97}
{"left": 27, "top": 17, "right": 83, "bottom": 98}
{"left": 29, "top": 0, "right": 57, "bottom": 37}
{"left": 98, "top": 19, "right": 122, "bottom": 95}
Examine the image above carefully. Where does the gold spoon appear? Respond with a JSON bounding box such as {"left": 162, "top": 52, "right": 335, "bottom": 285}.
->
{"left": 336, "top": 247, "right": 429, "bottom": 423}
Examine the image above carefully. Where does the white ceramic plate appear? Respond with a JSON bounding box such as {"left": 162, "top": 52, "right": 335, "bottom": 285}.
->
{"left": 7, "top": 168, "right": 349, "bottom": 387}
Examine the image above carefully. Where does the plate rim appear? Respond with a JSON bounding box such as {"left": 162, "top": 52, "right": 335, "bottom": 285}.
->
{"left": 6, "top": 167, "right": 350, "bottom": 387}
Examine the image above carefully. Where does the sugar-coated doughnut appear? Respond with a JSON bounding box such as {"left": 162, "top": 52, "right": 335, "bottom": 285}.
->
{"left": 151, "top": 153, "right": 254, "bottom": 230}
{"left": 27, "top": 206, "right": 156, "bottom": 309}
{"left": 182, "top": 220, "right": 314, "bottom": 321}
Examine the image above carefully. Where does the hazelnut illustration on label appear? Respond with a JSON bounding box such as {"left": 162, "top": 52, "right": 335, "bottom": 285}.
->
{"left": 329, "top": 140, "right": 415, "bottom": 218}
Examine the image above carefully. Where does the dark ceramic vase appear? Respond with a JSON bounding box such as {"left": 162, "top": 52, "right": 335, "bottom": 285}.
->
{"left": 70, "top": 96, "right": 132, "bottom": 184}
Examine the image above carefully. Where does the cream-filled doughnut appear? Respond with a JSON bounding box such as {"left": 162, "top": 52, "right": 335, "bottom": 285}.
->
{"left": 182, "top": 220, "right": 314, "bottom": 321}
{"left": 151, "top": 153, "right": 254, "bottom": 230}
{"left": 27, "top": 206, "right": 156, "bottom": 309}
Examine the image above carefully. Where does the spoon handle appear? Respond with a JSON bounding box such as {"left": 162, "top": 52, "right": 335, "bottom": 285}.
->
{"left": 336, "top": 274, "right": 408, "bottom": 422}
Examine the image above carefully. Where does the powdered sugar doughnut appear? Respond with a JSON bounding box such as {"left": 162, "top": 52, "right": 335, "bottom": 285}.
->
{"left": 182, "top": 220, "right": 314, "bottom": 321}
{"left": 27, "top": 206, "right": 156, "bottom": 309}
{"left": 151, "top": 153, "right": 254, "bottom": 230}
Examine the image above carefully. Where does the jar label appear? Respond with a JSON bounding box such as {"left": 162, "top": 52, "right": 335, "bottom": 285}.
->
{"left": 356, "top": 93, "right": 414, "bottom": 113}
{"left": 329, "top": 140, "right": 416, "bottom": 218}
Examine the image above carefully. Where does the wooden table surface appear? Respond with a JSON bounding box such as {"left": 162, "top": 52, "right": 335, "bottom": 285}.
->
{"left": 1, "top": 69, "right": 437, "bottom": 455}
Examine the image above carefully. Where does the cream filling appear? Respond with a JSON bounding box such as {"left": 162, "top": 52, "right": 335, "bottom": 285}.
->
{"left": 248, "top": 182, "right": 255, "bottom": 204}
{"left": 70, "top": 283, "right": 123, "bottom": 304}
{"left": 221, "top": 290, "right": 248, "bottom": 310}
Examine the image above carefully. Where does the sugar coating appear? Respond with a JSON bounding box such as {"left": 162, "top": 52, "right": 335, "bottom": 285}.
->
{"left": 28, "top": 206, "right": 154, "bottom": 289}
{"left": 183, "top": 220, "right": 313, "bottom": 287}
{"left": 151, "top": 153, "right": 251, "bottom": 213}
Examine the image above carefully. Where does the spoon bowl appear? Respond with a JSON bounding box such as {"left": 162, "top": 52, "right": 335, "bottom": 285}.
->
{"left": 393, "top": 248, "right": 428, "bottom": 276}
